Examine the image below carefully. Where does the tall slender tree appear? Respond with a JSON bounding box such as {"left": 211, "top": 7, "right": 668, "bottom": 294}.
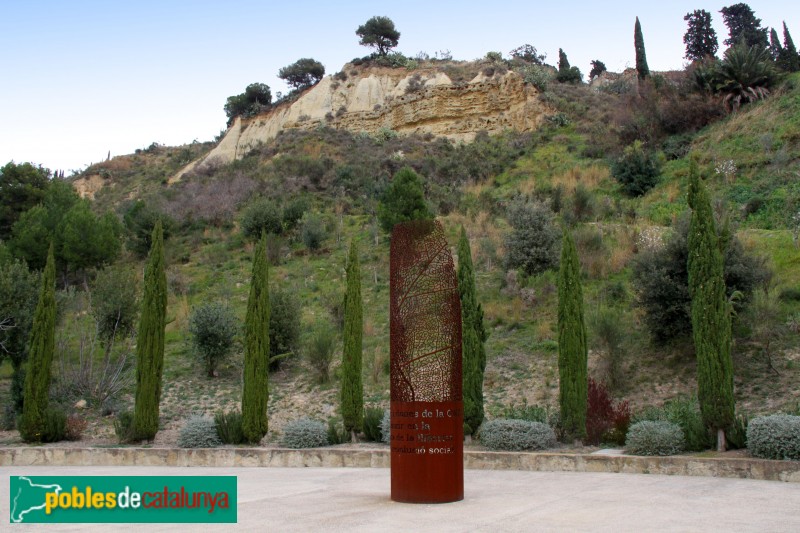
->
{"left": 341, "top": 240, "right": 363, "bottom": 440}
{"left": 781, "top": 22, "right": 800, "bottom": 72}
{"left": 634, "top": 17, "right": 650, "bottom": 79}
{"left": 557, "top": 229, "right": 587, "bottom": 441}
{"left": 242, "top": 231, "right": 270, "bottom": 443}
{"left": 770, "top": 28, "right": 783, "bottom": 61}
{"left": 687, "top": 161, "right": 734, "bottom": 451}
{"left": 684, "top": 9, "right": 719, "bottom": 61}
{"left": 18, "top": 243, "right": 56, "bottom": 442}
{"left": 132, "top": 220, "right": 167, "bottom": 441}
{"left": 457, "top": 227, "right": 487, "bottom": 436}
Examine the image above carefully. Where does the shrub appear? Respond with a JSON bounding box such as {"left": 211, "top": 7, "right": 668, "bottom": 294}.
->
{"left": 747, "top": 415, "right": 800, "bottom": 460}
{"left": 307, "top": 322, "right": 337, "bottom": 384}
{"left": 114, "top": 409, "right": 135, "bottom": 443}
{"left": 632, "top": 215, "right": 770, "bottom": 344}
{"left": 122, "top": 201, "right": 174, "bottom": 258}
{"left": 326, "top": 419, "right": 348, "bottom": 445}
{"left": 269, "top": 287, "right": 301, "bottom": 369}
{"left": 381, "top": 409, "right": 391, "bottom": 444}
{"left": 612, "top": 141, "right": 661, "bottom": 197}
{"left": 2, "top": 404, "right": 16, "bottom": 430}
{"left": 589, "top": 307, "right": 625, "bottom": 390}
{"left": 215, "top": 410, "right": 246, "bottom": 445}
{"left": 480, "top": 419, "right": 557, "bottom": 451}
{"left": 240, "top": 198, "right": 283, "bottom": 240}
{"left": 282, "top": 418, "right": 328, "bottom": 448}
{"left": 64, "top": 414, "right": 87, "bottom": 441}
{"left": 91, "top": 265, "right": 139, "bottom": 342}
{"left": 178, "top": 415, "right": 222, "bottom": 448}
{"left": 728, "top": 413, "right": 749, "bottom": 450}
{"left": 504, "top": 199, "right": 561, "bottom": 276}
{"left": 625, "top": 421, "right": 685, "bottom": 456}
{"left": 41, "top": 408, "right": 67, "bottom": 443}
{"left": 188, "top": 303, "right": 238, "bottom": 377}
{"left": 520, "top": 65, "right": 554, "bottom": 91}
{"left": 363, "top": 407, "right": 384, "bottom": 442}
{"left": 633, "top": 397, "right": 712, "bottom": 452}
{"left": 282, "top": 197, "right": 308, "bottom": 231}
{"left": 585, "top": 378, "right": 631, "bottom": 446}
{"left": 300, "top": 213, "right": 327, "bottom": 252}
{"left": 493, "top": 402, "right": 550, "bottom": 425}
{"left": 377, "top": 167, "right": 432, "bottom": 233}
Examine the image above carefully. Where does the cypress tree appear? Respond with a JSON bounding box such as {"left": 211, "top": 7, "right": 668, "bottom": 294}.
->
{"left": 634, "top": 17, "right": 650, "bottom": 80}
{"left": 782, "top": 22, "right": 800, "bottom": 72}
{"left": 132, "top": 220, "right": 167, "bottom": 441}
{"left": 687, "top": 161, "right": 734, "bottom": 451}
{"left": 341, "top": 240, "right": 363, "bottom": 439}
{"left": 457, "top": 227, "right": 486, "bottom": 436}
{"left": 770, "top": 28, "right": 783, "bottom": 61}
{"left": 242, "top": 231, "right": 270, "bottom": 443}
{"left": 18, "top": 243, "right": 56, "bottom": 443}
{"left": 557, "top": 229, "right": 587, "bottom": 441}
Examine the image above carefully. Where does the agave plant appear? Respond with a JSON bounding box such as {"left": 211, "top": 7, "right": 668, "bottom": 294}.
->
{"left": 715, "top": 44, "right": 777, "bottom": 112}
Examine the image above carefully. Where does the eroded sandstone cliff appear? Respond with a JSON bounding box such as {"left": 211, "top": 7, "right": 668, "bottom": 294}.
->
{"left": 174, "top": 64, "right": 550, "bottom": 181}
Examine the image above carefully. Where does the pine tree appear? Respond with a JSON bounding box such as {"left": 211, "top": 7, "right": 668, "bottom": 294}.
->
{"left": 242, "top": 231, "right": 270, "bottom": 443}
{"left": 683, "top": 9, "right": 719, "bottom": 61}
{"left": 132, "top": 220, "right": 167, "bottom": 441}
{"left": 457, "top": 227, "right": 487, "bottom": 436}
{"left": 635, "top": 17, "right": 650, "bottom": 79}
{"left": 557, "top": 229, "right": 587, "bottom": 441}
{"left": 341, "top": 240, "right": 363, "bottom": 439}
{"left": 720, "top": 3, "right": 768, "bottom": 49}
{"left": 18, "top": 243, "right": 56, "bottom": 442}
{"left": 377, "top": 167, "right": 432, "bottom": 234}
{"left": 687, "top": 161, "right": 734, "bottom": 452}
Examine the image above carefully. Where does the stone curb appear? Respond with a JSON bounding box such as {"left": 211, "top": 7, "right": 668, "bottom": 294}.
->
{"left": 2, "top": 447, "right": 799, "bottom": 482}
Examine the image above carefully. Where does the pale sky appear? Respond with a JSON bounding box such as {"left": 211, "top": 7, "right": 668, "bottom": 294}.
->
{"left": 1, "top": 1, "right": 797, "bottom": 174}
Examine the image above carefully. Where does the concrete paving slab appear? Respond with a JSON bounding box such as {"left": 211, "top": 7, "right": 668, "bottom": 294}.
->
{"left": 3, "top": 466, "right": 800, "bottom": 532}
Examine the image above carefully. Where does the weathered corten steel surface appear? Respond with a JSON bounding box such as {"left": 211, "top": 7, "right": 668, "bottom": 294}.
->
{"left": 389, "top": 220, "right": 463, "bottom": 503}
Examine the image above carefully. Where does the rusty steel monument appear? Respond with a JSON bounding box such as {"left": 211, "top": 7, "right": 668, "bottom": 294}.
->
{"left": 389, "top": 219, "right": 463, "bottom": 503}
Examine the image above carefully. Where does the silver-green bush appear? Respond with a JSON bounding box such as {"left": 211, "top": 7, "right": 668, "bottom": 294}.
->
{"left": 178, "top": 415, "right": 222, "bottom": 448}
{"left": 479, "top": 419, "right": 556, "bottom": 451}
{"left": 381, "top": 409, "right": 391, "bottom": 444}
{"left": 625, "top": 420, "right": 684, "bottom": 456}
{"left": 747, "top": 414, "right": 800, "bottom": 460}
{"left": 282, "top": 418, "right": 328, "bottom": 449}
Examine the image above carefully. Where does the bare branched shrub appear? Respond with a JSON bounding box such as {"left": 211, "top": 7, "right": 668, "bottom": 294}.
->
{"left": 54, "top": 299, "right": 133, "bottom": 407}
{"left": 166, "top": 173, "right": 258, "bottom": 226}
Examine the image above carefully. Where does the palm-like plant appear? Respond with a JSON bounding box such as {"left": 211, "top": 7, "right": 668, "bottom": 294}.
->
{"left": 693, "top": 44, "right": 778, "bottom": 112}
{"left": 716, "top": 44, "right": 777, "bottom": 112}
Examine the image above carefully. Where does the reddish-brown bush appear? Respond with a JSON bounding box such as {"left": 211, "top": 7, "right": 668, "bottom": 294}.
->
{"left": 585, "top": 378, "right": 631, "bottom": 445}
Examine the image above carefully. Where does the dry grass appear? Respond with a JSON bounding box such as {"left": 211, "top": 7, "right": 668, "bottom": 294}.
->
{"left": 608, "top": 225, "right": 637, "bottom": 273}
{"left": 518, "top": 164, "right": 609, "bottom": 197}
{"left": 169, "top": 295, "right": 191, "bottom": 333}
{"left": 551, "top": 164, "right": 609, "bottom": 191}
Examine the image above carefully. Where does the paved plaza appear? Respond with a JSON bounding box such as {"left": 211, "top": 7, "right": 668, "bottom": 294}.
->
{"left": 3, "top": 466, "right": 800, "bottom": 532}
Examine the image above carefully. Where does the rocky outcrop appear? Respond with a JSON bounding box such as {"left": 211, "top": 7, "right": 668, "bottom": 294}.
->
{"left": 175, "top": 65, "right": 550, "bottom": 180}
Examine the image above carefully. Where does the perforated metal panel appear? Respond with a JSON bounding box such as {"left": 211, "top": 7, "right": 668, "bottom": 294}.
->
{"left": 390, "top": 220, "right": 463, "bottom": 503}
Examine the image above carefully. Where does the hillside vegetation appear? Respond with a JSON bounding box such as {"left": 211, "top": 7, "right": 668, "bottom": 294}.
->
{"left": 2, "top": 59, "right": 800, "bottom": 448}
